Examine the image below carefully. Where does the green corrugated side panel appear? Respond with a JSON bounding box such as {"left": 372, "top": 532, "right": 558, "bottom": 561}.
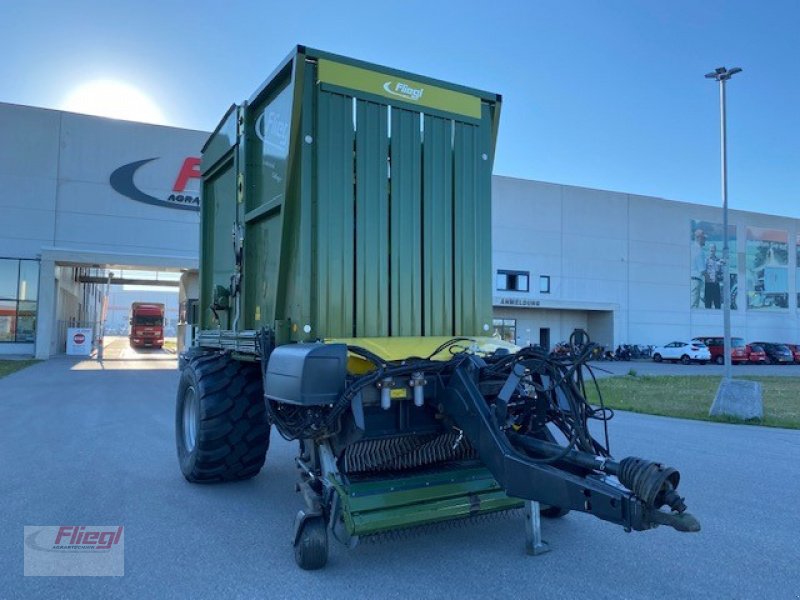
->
{"left": 453, "top": 120, "right": 488, "bottom": 336}
{"left": 422, "top": 115, "right": 454, "bottom": 336}
{"left": 246, "top": 214, "right": 282, "bottom": 331}
{"left": 275, "top": 59, "right": 314, "bottom": 341}
{"left": 390, "top": 108, "right": 422, "bottom": 336}
{"left": 315, "top": 91, "right": 355, "bottom": 338}
{"left": 355, "top": 100, "right": 389, "bottom": 337}
{"left": 198, "top": 48, "right": 502, "bottom": 342}
{"left": 200, "top": 104, "right": 237, "bottom": 175}
{"left": 287, "top": 61, "right": 317, "bottom": 342}
{"left": 475, "top": 102, "right": 494, "bottom": 332}
{"left": 241, "top": 57, "right": 306, "bottom": 335}
{"left": 200, "top": 161, "right": 236, "bottom": 330}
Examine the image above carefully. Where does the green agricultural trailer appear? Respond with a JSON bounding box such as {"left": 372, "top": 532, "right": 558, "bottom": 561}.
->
{"left": 176, "top": 45, "right": 699, "bottom": 570}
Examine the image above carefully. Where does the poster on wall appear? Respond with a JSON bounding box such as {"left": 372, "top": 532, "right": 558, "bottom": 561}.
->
{"left": 690, "top": 220, "right": 737, "bottom": 309}
{"left": 797, "top": 235, "right": 800, "bottom": 309}
{"left": 744, "top": 227, "right": 789, "bottom": 310}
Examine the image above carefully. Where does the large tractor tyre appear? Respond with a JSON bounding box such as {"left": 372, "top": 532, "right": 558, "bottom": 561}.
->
{"left": 178, "top": 346, "right": 206, "bottom": 371}
{"left": 176, "top": 353, "right": 270, "bottom": 483}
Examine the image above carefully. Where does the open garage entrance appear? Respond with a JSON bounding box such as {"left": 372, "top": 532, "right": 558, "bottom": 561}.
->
{"left": 493, "top": 306, "right": 616, "bottom": 351}
{"left": 35, "top": 248, "right": 198, "bottom": 360}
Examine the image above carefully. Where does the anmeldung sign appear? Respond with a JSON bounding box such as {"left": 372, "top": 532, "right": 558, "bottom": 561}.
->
{"left": 495, "top": 297, "right": 541, "bottom": 307}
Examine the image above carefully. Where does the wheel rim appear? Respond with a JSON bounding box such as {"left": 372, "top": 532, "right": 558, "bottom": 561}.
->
{"left": 183, "top": 385, "right": 199, "bottom": 452}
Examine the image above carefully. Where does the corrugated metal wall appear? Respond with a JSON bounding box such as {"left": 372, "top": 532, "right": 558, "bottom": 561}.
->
{"left": 314, "top": 88, "right": 491, "bottom": 338}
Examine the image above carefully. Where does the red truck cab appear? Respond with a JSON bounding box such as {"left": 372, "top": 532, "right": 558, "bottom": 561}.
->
{"left": 129, "top": 302, "right": 165, "bottom": 349}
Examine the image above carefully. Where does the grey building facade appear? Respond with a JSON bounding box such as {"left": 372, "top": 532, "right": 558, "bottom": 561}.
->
{"left": 1, "top": 101, "right": 797, "bottom": 358}
{"left": 0, "top": 102, "right": 205, "bottom": 358}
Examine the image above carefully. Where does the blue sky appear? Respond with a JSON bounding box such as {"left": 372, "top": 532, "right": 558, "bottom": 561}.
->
{"left": 1, "top": 1, "right": 798, "bottom": 216}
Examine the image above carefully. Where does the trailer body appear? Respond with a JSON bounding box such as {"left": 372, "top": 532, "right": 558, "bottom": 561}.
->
{"left": 198, "top": 46, "right": 497, "bottom": 347}
{"left": 177, "top": 46, "right": 698, "bottom": 570}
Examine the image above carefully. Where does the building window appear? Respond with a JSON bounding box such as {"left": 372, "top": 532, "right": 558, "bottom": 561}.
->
{"left": 496, "top": 270, "right": 529, "bottom": 292}
{"left": 493, "top": 318, "right": 516, "bottom": 343}
{"left": 0, "top": 260, "right": 17, "bottom": 299}
{"left": 0, "top": 258, "right": 39, "bottom": 343}
{"left": 539, "top": 275, "right": 551, "bottom": 294}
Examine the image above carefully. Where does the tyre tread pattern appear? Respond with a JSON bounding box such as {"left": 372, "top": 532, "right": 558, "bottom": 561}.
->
{"left": 179, "top": 353, "right": 269, "bottom": 483}
{"left": 294, "top": 517, "right": 328, "bottom": 570}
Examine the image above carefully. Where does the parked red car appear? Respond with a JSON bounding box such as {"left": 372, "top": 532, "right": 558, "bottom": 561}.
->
{"left": 783, "top": 344, "right": 800, "bottom": 364}
{"left": 691, "top": 336, "right": 748, "bottom": 365}
{"left": 746, "top": 344, "right": 768, "bottom": 364}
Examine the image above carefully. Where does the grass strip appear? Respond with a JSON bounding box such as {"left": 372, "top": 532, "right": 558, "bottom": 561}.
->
{"left": 584, "top": 374, "right": 800, "bottom": 429}
{"left": 0, "top": 360, "right": 38, "bottom": 379}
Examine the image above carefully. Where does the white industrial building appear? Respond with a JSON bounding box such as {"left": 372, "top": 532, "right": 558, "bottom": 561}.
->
{"left": 1, "top": 100, "right": 798, "bottom": 358}
{"left": 491, "top": 176, "right": 799, "bottom": 349}
{"left": 0, "top": 102, "right": 205, "bottom": 358}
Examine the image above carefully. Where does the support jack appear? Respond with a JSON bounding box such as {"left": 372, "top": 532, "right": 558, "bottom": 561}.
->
{"left": 524, "top": 500, "right": 550, "bottom": 556}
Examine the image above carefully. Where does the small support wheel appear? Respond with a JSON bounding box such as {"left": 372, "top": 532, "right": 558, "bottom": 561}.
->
{"left": 294, "top": 515, "right": 328, "bottom": 570}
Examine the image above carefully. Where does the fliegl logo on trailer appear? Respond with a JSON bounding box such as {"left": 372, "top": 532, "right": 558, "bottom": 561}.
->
{"left": 382, "top": 81, "right": 424, "bottom": 102}
{"left": 317, "top": 59, "right": 482, "bottom": 120}
{"left": 110, "top": 157, "right": 201, "bottom": 212}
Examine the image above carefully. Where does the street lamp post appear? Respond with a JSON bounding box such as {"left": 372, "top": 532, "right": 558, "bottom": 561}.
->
{"left": 705, "top": 66, "right": 742, "bottom": 382}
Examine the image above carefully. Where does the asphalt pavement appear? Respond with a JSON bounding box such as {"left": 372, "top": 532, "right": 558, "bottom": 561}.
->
{"left": 1, "top": 344, "right": 799, "bottom": 599}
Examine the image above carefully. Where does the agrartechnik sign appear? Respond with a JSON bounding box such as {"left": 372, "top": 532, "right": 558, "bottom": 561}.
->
{"left": 110, "top": 157, "right": 201, "bottom": 212}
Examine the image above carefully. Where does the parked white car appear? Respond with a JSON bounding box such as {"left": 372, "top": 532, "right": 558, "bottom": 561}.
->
{"left": 651, "top": 341, "right": 711, "bottom": 365}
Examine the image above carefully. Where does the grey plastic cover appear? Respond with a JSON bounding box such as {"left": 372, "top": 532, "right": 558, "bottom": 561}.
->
{"left": 264, "top": 343, "right": 348, "bottom": 405}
